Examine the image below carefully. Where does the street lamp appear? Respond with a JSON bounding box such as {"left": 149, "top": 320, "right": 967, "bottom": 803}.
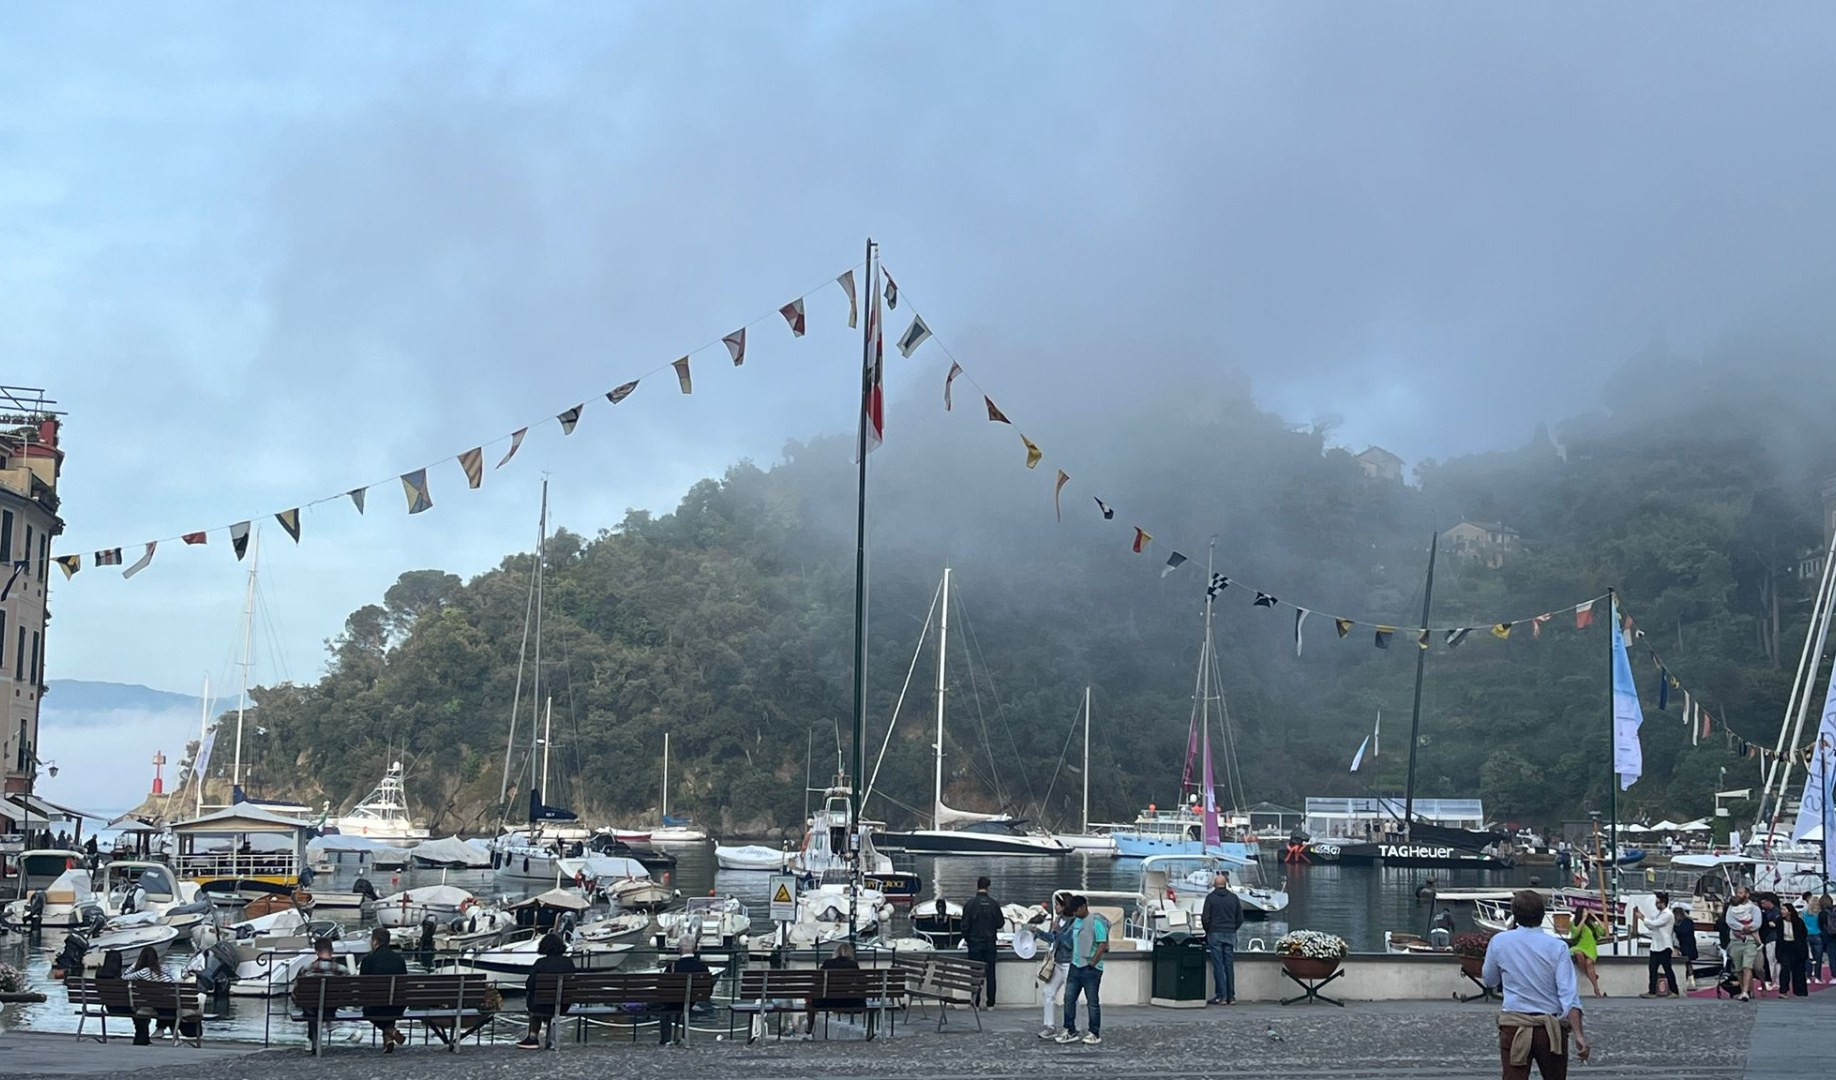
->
{"left": 21, "top": 747, "right": 58, "bottom": 844}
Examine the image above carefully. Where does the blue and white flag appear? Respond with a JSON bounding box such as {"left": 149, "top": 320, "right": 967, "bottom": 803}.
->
{"left": 1790, "top": 669, "right": 1836, "bottom": 864}
{"left": 1612, "top": 599, "right": 1645, "bottom": 790}
{"left": 192, "top": 727, "right": 217, "bottom": 788}
{"left": 1350, "top": 735, "right": 1371, "bottom": 773}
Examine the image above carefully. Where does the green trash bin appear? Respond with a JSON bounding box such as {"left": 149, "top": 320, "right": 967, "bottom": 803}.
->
{"left": 1151, "top": 932, "right": 1210, "bottom": 1007}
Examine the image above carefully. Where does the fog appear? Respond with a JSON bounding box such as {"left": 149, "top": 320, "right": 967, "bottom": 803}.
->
{"left": 8, "top": 3, "right": 1836, "bottom": 710}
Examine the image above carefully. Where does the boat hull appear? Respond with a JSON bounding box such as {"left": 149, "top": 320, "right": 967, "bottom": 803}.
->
{"left": 875, "top": 831, "right": 1071, "bottom": 857}
{"left": 1292, "top": 840, "right": 1510, "bottom": 869}
{"left": 1112, "top": 834, "right": 1257, "bottom": 861}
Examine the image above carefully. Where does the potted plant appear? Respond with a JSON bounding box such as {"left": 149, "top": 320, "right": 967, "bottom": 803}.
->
{"left": 1276, "top": 929, "right": 1349, "bottom": 979}
{"left": 1451, "top": 932, "right": 1493, "bottom": 978}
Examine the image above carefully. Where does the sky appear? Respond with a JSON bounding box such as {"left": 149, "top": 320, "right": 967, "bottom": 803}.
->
{"left": 9, "top": 3, "right": 1836, "bottom": 708}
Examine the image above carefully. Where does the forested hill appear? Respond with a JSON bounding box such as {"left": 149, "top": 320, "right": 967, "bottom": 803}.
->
{"left": 213, "top": 337, "right": 1836, "bottom": 836}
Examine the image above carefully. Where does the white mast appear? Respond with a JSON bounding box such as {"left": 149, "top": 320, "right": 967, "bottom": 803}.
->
{"left": 662, "top": 731, "right": 671, "bottom": 821}
{"left": 194, "top": 674, "right": 210, "bottom": 816}
{"left": 530, "top": 481, "right": 546, "bottom": 822}
{"left": 1082, "top": 685, "right": 1091, "bottom": 833}
{"left": 231, "top": 529, "right": 260, "bottom": 794}
{"left": 1761, "top": 526, "right": 1836, "bottom": 831}
{"left": 539, "top": 697, "right": 554, "bottom": 802}
{"left": 932, "top": 567, "right": 951, "bottom": 829}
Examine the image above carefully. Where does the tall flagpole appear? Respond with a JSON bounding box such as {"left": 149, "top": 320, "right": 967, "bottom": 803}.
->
{"left": 848, "top": 238, "right": 877, "bottom": 950}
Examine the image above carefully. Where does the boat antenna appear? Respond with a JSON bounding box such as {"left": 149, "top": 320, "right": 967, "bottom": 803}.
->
{"left": 1401, "top": 531, "right": 1438, "bottom": 841}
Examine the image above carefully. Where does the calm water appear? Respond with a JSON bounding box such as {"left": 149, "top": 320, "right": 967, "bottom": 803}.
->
{"left": 0, "top": 844, "right": 1535, "bottom": 1043}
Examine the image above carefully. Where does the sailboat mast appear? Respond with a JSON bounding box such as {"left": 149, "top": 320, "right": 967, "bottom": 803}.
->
{"left": 529, "top": 481, "right": 547, "bottom": 825}
{"left": 1082, "top": 685, "right": 1091, "bottom": 833}
{"left": 499, "top": 506, "right": 542, "bottom": 810}
{"left": 933, "top": 567, "right": 951, "bottom": 829}
{"left": 1763, "top": 542, "right": 1836, "bottom": 838}
{"left": 232, "top": 529, "right": 260, "bottom": 794}
{"left": 662, "top": 732, "right": 671, "bottom": 821}
{"left": 540, "top": 697, "right": 554, "bottom": 801}
{"left": 1402, "top": 531, "right": 1438, "bottom": 840}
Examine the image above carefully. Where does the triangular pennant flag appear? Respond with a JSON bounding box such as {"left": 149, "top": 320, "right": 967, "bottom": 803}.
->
{"left": 401, "top": 469, "right": 433, "bottom": 515}
{"left": 1445, "top": 627, "right": 1472, "bottom": 649}
{"left": 275, "top": 508, "right": 302, "bottom": 543}
{"left": 607, "top": 380, "right": 639, "bottom": 405}
{"left": 1531, "top": 613, "right": 1553, "bottom": 639}
{"left": 347, "top": 488, "right": 367, "bottom": 514}
{"left": 1700, "top": 709, "right": 1712, "bottom": 739}
{"left": 1094, "top": 497, "right": 1114, "bottom": 520}
{"left": 1417, "top": 628, "right": 1431, "bottom": 651}
{"left": 985, "top": 397, "right": 1010, "bottom": 424}
{"left": 54, "top": 554, "right": 81, "bottom": 578}
{"left": 1020, "top": 433, "right": 1042, "bottom": 469}
{"left": 182, "top": 531, "right": 208, "bottom": 545}
{"left": 122, "top": 541, "right": 156, "bottom": 579}
{"left": 837, "top": 270, "right": 857, "bottom": 329}
{"left": 1656, "top": 667, "right": 1670, "bottom": 711}
{"left": 1335, "top": 617, "right": 1353, "bottom": 638}
{"left": 673, "top": 356, "right": 693, "bottom": 394}
{"left": 1054, "top": 470, "right": 1069, "bottom": 521}
{"left": 779, "top": 298, "right": 806, "bottom": 337}
{"left": 1132, "top": 527, "right": 1151, "bottom": 553}
{"left": 1492, "top": 622, "right": 1514, "bottom": 640}
{"left": 458, "top": 447, "right": 484, "bottom": 489}
{"left": 496, "top": 428, "right": 528, "bottom": 469}
{"left": 230, "top": 521, "right": 252, "bottom": 561}
{"left": 1294, "top": 609, "right": 1309, "bottom": 657}
{"left": 1208, "top": 574, "right": 1230, "bottom": 599}
{"left": 723, "top": 328, "right": 747, "bottom": 366}
{"left": 1350, "top": 735, "right": 1371, "bottom": 774}
{"left": 557, "top": 404, "right": 584, "bottom": 434}
{"left": 1575, "top": 599, "right": 1596, "bottom": 629}
{"left": 1161, "top": 552, "right": 1188, "bottom": 578}
{"left": 944, "top": 362, "right": 963, "bottom": 411}
{"left": 0, "top": 560, "right": 25, "bottom": 599}
{"left": 95, "top": 548, "right": 123, "bottom": 566}
{"left": 1253, "top": 592, "right": 1278, "bottom": 608}
{"left": 1374, "top": 626, "right": 1395, "bottom": 649}
{"left": 884, "top": 272, "right": 898, "bottom": 309}
{"left": 896, "top": 315, "right": 932, "bottom": 358}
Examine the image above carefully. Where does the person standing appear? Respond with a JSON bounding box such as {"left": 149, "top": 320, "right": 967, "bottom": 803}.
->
{"left": 1774, "top": 902, "right": 1809, "bottom": 999}
{"left": 1757, "top": 894, "right": 1781, "bottom": 995}
{"left": 961, "top": 876, "right": 1003, "bottom": 1009}
{"left": 1200, "top": 870, "right": 1243, "bottom": 1005}
{"left": 1482, "top": 890, "right": 1590, "bottom": 1079}
{"left": 1723, "top": 887, "right": 1762, "bottom": 1001}
{"left": 359, "top": 926, "right": 409, "bottom": 1051}
{"left": 1799, "top": 893, "right": 1824, "bottom": 984}
{"left": 1568, "top": 911, "right": 1604, "bottom": 998}
{"left": 1673, "top": 905, "right": 1700, "bottom": 991}
{"left": 1633, "top": 892, "right": 1679, "bottom": 997}
{"left": 1054, "top": 895, "right": 1108, "bottom": 1046}
{"left": 1031, "top": 895, "right": 1075, "bottom": 1039}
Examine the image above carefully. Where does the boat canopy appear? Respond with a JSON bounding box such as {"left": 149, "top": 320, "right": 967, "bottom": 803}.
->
{"left": 408, "top": 836, "right": 491, "bottom": 868}
{"left": 556, "top": 855, "right": 648, "bottom": 881}
{"left": 308, "top": 834, "right": 403, "bottom": 855}
{"left": 513, "top": 888, "right": 592, "bottom": 912}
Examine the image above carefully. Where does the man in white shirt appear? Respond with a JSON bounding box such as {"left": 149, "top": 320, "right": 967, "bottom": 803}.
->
{"left": 1482, "top": 890, "right": 1590, "bottom": 1079}
{"left": 1633, "top": 891, "right": 1680, "bottom": 997}
{"left": 1724, "top": 887, "right": 1762, "bottom": 1002}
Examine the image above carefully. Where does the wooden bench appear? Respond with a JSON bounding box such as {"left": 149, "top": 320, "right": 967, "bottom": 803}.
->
{"left": 66, "top": 978, "right": 207, "bottom": 1046}
{"left": 729, "top": 968, "right": 906, "bottom": 1042}
{"left": 290, "top": 974, "right": 495, "bottom": 1055}
{"left": 894, "top": 953, "right": 985, "bottom": 1031}
{"left": 525, "top": 971, "right": 719, "bottom": 1047}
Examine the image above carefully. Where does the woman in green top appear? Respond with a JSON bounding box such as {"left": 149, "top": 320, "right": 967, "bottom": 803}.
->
{"left": 1570, "top": 911, "right": 1605, "bottom": 997}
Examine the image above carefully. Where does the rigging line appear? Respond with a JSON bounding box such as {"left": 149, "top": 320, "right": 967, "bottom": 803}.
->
{"left": 864, "top": 575, "right": 943, "bottom": 812}
{"left": 950, "top": 599, "right": 1010, "bottom": 810}
{"left": 1210, "top": 644, "right": 1249, "bottom": 813}
{"left": 956, "top": 596, "right": 1039, "bottom": 813}
{"left": 1037, "top": 695, "right": 1088, "bottom": 826}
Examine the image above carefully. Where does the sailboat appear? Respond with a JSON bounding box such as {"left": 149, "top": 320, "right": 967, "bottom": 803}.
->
{"left": 875, "top": 569, "right": 1072, "bottom": 857}
{"left": 1111, "top": 548, "right": 1259, "bottom": 862}
{"left": 1050, "top": 688, "right": 1119, "bottom": 853}
{"left": 330, "top": 761, "right": 429, "bottom": 842}
{"left": 649, "top": 732, "right": 710, "bottom": 844}
{"left": 491, "top": 483, "right": 589, "bottom": 884}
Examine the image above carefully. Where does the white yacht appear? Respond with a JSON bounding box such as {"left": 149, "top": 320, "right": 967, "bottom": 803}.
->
{"left": 330, "top": 762, "right": 429, "bottom": 842}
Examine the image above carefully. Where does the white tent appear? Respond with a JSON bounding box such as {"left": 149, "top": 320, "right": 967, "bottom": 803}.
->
{"left": 1678, "top": 819, "right": 1713, "bottom": 832}
{"left": 1649, "top": 819, "right": 1683, "bottom": 832}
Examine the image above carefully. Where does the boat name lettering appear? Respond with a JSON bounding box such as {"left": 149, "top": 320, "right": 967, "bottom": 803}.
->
{"left": 1312, "top": 844, "right": 1342, "bottom": 857}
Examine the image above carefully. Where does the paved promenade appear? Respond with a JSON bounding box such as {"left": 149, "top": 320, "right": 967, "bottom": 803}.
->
{"left": 9, "top": 992, "right": 1825, "bottom": 1080}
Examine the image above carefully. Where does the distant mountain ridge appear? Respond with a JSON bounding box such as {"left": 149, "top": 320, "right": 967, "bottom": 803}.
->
{"left": 45, "top": 679, "right": 201, "bottom": 721}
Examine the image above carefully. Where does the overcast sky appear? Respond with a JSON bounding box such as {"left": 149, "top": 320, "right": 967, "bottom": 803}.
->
{"left": 11, "top": 4, "right": 1836, "bottom": 701}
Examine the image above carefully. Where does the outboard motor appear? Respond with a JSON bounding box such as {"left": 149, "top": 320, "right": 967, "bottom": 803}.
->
{"left": 193, "top": 940, "right": 241, "bottom": 996}
{"left": 418, "top": 915, "right": 437, "bottom": 964}
{"left": 52, "top": 928, "right": 91, "bottom": 978}
{"left": 352, "top": 877, "right": 380, "bottom": 904}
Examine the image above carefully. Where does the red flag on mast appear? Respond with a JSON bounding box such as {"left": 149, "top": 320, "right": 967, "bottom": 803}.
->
{"left": 863, "top": 267, "right": 884, "bottom": 453}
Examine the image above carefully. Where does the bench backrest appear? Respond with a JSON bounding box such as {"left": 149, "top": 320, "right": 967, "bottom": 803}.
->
{"left": 65, "top": 977, "right": 132, "bottom": 1010}
{"left": 291, "top": 973, "right": 491, "bottom": 1012}
{"left": 923, "top": 954, "right": 986, "bottom": 999}
{"left": 735, "top": 968, "right": 906, "bottom": 1000}
{"left": 526, "top": 971, "right": 717, "bottom": 1009}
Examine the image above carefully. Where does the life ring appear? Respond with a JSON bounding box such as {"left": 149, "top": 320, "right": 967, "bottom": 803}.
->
{"left": 575, "top": 871, "right": 587, "bottom": 890}
{"left": 459, "top": 897, "right": 476, "bottom": 913}
{"left": 1166, "top": 886, "right": 1178, "bottom": 902}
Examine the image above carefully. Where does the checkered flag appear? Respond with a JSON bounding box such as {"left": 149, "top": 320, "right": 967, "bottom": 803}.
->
{"left": 1207, "top": 574, "right": 1229, "bottom": 599}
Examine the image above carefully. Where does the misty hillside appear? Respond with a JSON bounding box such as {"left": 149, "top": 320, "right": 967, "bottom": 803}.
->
{"left": 45, "top": 680, "right": 202, "bottom": 722}
{"left": 216, "top": 341, "right": 1836, "bottom": 835}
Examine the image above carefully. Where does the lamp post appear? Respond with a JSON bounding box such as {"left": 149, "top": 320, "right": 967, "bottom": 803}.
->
{"left": 21, "top": 744, "right": 58, "bottom": 845}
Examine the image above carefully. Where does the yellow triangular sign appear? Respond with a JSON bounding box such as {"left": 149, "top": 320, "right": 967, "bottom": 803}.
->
{"left": 772, "top": 883, "right": 793, "bottom": 903}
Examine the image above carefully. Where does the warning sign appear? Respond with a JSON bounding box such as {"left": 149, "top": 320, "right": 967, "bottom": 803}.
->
{"left": 768, "top": 874, "right": 797, "bottom": 921}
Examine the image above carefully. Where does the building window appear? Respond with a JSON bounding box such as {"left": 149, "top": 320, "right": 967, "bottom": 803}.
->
{"left": 0, "top": 610, "right": 7, "bottom": 670}
{"left": 22, "top": 524, "right": 31, "bottom": 579}
{"left": 36, "top": 534, "right": 46, "bottom": 582}
{"left": 12, "top": 627, "right": 21, "bottom": 681}
{"left": 28, "top": 631, "right": 38, "bottom": 687}
{"left": 0, "top": 510, "right": 11, "bottom": 563}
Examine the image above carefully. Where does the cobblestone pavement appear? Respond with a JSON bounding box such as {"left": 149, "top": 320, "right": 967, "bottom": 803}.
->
{"left": 16, "top": 997, "right": 1767, "bottom": 1080}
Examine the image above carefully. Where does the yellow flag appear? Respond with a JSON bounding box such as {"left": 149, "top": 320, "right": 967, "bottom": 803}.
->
{"left": 1492, "top": 622, "right": 1513, "bottom": 639}
{"left": 1021, "top": 433, "right": 1042, "bottom": 469}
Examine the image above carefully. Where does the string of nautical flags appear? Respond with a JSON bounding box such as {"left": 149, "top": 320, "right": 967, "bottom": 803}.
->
{"left": 52, "top": 265, "right": 865, "bottom": 581}
{"left": 1616, "top": 600, "right": 1813, "bottom": 764}
{"left": 881, "top": 262, "right": 1611, "bottom": 653}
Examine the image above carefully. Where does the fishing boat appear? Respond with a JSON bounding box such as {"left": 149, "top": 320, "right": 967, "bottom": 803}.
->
{"left": 657, "top": 896, "right": 752, "bottom": 948}
{"left": 786, "top": 779, "right": 921, "bottom": 899}
{"left": 373, "top": 883, "right": 476, "bottom": 928}
{"left": 608, "top": 876, "right": 676, "bottom": 911}
{"left": 873, "top": 569, "right": 1072, "bottom": 858}
{"left": 329, "top": 762, "right": 430, "bottom": 841}
{"left": 1049, "top": 687, "right": 1119, "bottom": 854}
{"left": 715, "top": 844, "right": 788, "bottom": 871}
{"left": 438, "top": 891, "right": 634, "bottom": 988}
{"left": 5, "top": 867, "right": 99, "bottom": 928}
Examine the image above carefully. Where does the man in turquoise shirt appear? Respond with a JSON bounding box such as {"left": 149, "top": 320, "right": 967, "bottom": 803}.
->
{"left": 1054, "top": 895, "right": 1109, "bottom": 1045}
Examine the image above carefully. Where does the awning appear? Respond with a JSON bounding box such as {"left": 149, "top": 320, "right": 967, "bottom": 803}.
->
{"left": 4, "top": 794, "right": 98, "bottom": 825}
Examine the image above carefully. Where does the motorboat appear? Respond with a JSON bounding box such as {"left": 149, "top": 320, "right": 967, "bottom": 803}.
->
{"left": 1164, "top": 861, "right": 1289, "bottom": 918}
{"left": 4, "top": 867, "right": 100, "bottom": 929}
{"left": 556, "top": 853, "right": 653, "bottom": 899}
{"left": 307, "top": 833, "right": 411, "bottom": 872}
{"left": 390, "top": 905, "right": 518, "bottom": 953}
{"left": 53, "top": 913, "right": 183, "bottom": 976}
{"left": 187, "top": 917, "right": 359, "bottom": 997}
{"left": 307, "top": 878, "right": 380, "bottom": 910}
{"left": 715, "top": 844, "right": 787, "bottom": 871}
{"left": 438, "top": 890, "right": 633, "bottom": 988}
{"left": 1133, "top": 855, "right": 1290, "bottom": 937}
{"left": 409, "top": 835, "right": 492, "bottom": 869}
{"left": 786, "top": 781, "right": 921, "bottom": 899}
{"left": 93, "top": 861, "right": 215, "bottom": 933}
{"left": 651, "top": 823, "right": 711, "bottom": 845}
{"left": 374, "top": 884, "right": 477, "bottom": 928}
{"left": 329, "top": 762, "right": 430, "bottom": 841}
{"left": 657, "top": 896, "right": 752, "bottom": 949}
{"left": 784, "top": 883, "right": 889, "bottom": 948}
{"left": 609, "top": 876, "right": 676, "bottom": 911}
{"left": 910, "top": 897, "right": 963, "bottom": 947}
{"left": 586, "top": 833, "right": 678, "bottom": 875}
{"left": 576, "top": 911, "right": 651, "bottom": 945}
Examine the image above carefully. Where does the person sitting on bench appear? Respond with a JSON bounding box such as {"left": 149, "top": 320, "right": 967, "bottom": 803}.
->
{"left": 804, "top": 942, "right": 867, "bottom": 1038}
{"left": 657, "top": 934, "right": 710, "bottom": 1046}
{"left": 359, "top": 926, "right": 409, "bottom": 1051}
{"left": 517, "top": 933, "right": 575, "bottom": 1050}
{"left": 124, "top": 945, "right": 174, "bottom": 1045}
